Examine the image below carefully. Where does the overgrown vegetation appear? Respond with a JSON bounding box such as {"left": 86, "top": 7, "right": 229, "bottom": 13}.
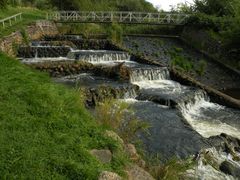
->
{"left": 95, "top": 99, "right": 150, "bottom": 143}
{"left": 182, "top": 0, "right": 240, "bottom": 69}
{"left": 170, "top": 47, "right": 207, "bottom": 76}
{"left": 0, "top": 53, "right": 129, "bottom": 179}
{"left": 107, "top": 23, "right": 123, "bottom": 44}
{"left": 145, "top": 155, "right": 194, "bottom": 180}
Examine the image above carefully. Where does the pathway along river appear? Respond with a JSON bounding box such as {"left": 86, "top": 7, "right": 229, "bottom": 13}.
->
{"left": 19, "top": 38, "right": 240, "bottom": 179}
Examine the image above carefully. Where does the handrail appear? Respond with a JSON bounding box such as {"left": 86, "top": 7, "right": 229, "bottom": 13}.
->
{"left": 46, "top": 11, "right": 190, "bottom": 25}
{"left": 0, "top": 13, "right": 22, "bottom": 28}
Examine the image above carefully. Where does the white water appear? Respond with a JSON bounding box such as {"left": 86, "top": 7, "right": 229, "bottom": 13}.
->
{"left": 185, "top": 147, "right": 239, "bottom": 180}
{"left": 133, "top": 80, "right": 186, "bottom": 94}
{"left": 129, "top": 66, "right": 240, "bottom": 140}
{"left": 178, "top": 90, "right": 240, "bottom": 139}
{"left": 130, "top": 67, "right": 170, "bottom": 82}
{"left": 67, "top": 50, "right": 131, "bottom": 63}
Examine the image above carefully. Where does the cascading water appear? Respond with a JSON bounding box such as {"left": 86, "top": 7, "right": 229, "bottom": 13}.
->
{"left": 67, "top": 50, "right": 131, "bottom": 63}
{"left": 130, "top": 67, "right": 170, "bottom": 82}
{"left": 177, "top": 89, "right": 240, "bottom": 139}
{"left": 129, "top": 65, "right": 240, "bottom": 140}
{"left": 129, "top": 66, "right": 192, "bottom": 106}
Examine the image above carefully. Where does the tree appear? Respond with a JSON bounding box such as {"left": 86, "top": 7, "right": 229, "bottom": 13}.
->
{"left": 0, "top": 0, "right": 8, "bottom": 9}
{"left": 193, "top": 0, "right": 235, "bottom": 16}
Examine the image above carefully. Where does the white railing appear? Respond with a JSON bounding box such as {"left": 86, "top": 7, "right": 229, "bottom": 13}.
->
{"left": 47, "top": 11, "right": 190, "bottom": 25}
{"left": 0, "top": 13, "right": 22, "bottom": 28}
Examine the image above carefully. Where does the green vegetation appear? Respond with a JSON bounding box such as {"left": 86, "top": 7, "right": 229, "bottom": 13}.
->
{"left": 184, "top": 0, "right": 240, "bottom": 69}
{"left": 0, "top": 7, "right": 46, "bottom": 37}
{"left": 20, "top": 28, "right": 30, "bottom": 45}
{"left": 196, "top": 59, "right": 207, "bottom": 76}
{"left": 107, "top": 23, "right": 123, "bottom": 45}
{"left": 145, "top": 155, "right": 194, "bottom": 180}
{"left": 0, "top": 0, "right": 156, "bottom": 11}
{"left": 48, "top": 0, "right": 156, "bottom": 11}
{"left": 95, "top": 99, "right": 150, "bottom": 143}
{"left": 0, "top": 53, "right": 128, "bottom": 179}
{"left": 170, "top": 48, "right": 207, "bottom": 76}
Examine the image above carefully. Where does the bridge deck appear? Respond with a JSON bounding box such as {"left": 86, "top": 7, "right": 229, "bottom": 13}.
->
{"left": 47, "top": 11, "right": 190, "bottom": 25}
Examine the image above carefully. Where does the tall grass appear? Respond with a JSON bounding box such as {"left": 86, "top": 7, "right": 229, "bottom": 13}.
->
{"left": 95, "top": 99, "right": 150, "bottom": 143}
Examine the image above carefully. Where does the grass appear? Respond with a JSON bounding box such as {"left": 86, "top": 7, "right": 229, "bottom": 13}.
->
{"left": 0, "top": 6, "right": 46, "bottom": 37}
{"left": 0, "top": 53, "right": 128, "bottom": 179}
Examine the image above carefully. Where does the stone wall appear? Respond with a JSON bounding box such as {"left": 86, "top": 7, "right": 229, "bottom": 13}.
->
{"left": 0, "top": 20, "right": 59, "bottom": 56}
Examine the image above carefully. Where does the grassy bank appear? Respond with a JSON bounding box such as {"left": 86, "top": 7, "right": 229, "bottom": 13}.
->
{"left": 0, "top": 53, "right": 127, "bottom": 179}
{"left": 0, "top": 7, "right": 46, "bottom": 37}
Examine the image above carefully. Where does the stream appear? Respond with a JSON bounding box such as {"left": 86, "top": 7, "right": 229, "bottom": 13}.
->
{"left": 18, "top": 37, "right": 240, "bottom": 179}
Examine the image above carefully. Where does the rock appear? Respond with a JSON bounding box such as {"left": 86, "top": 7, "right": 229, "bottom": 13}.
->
{"left": 125, "top": 144, "right": 140, "bottom": 161}
{"left": 98, "top": 171, "right": 122, "bottom": 180}
{"left": 90, "top": 149, "right": 112, "bottom": 163}
{"left": 219, "top": 161, "right": 240, "bottom": 178}
{"left": 138, "top": 159, "right": 146, "bottom": 168}
{"left": 105, "top": 130, "right": 124, "bottom": 146}
{"left": 126, "top": 165, "right": 155, "bottom": 180}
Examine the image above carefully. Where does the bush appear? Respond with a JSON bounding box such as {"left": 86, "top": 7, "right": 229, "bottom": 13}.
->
{"left": 107, "top": 23, "right": 123, "bottom": 44}
{"left": 20, "top": 28, "right": 30, "bottom": 46}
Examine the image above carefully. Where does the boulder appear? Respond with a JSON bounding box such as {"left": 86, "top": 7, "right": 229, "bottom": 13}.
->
{"left": 219, "top": 161, "right": 240, "bottom": 178}
{"left": 105, "top": 130, "right": 124, "bottom": 146}
{"left": 98, "top": 171, "right": 122, "bottom": 180}
{"left": 126, "top": 165, "right": 155, "bottom": 180}
{"left": 90, "top": 149, "right": 112, "bottom": 163}
{"left": 125, "top": 144, "right": 140, "bottom": 161}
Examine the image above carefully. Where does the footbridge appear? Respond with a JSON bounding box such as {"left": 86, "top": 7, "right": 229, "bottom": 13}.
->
{"left": 46, "top": 11, "right": 190, "bottom": 25}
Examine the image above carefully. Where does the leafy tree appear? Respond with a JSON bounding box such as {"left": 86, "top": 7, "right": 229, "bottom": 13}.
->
{"left": 193, "top": 0, "right": 235, "bottom": 16}
{"left": 0, "top": 0, "right": 8, "bottom": 9}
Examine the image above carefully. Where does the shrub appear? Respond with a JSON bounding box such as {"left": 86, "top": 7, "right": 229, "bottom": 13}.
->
{"left": 20, "top": 28, "right": 30, "bottom": 46}
{"left": 107, "top": 23, "right": 123, "bottom": 45}
{"left": 170, "top": 54, "right": 194, "bottom": 73}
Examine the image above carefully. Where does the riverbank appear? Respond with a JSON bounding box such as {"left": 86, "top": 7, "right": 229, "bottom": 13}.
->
{"left": 0, "top": 53, "right": 132, "bottom": 179}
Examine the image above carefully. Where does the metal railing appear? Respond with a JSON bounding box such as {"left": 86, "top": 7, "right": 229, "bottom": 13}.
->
{"left": 47, "top": 11, "right": 190, "bottom": 25}
{"left": 0, "top": 13, "right": 22, "bottom": 28}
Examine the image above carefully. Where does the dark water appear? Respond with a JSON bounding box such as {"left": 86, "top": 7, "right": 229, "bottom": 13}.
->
{"left": 129, "top": 100, "right": 210, "bottom": 161}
